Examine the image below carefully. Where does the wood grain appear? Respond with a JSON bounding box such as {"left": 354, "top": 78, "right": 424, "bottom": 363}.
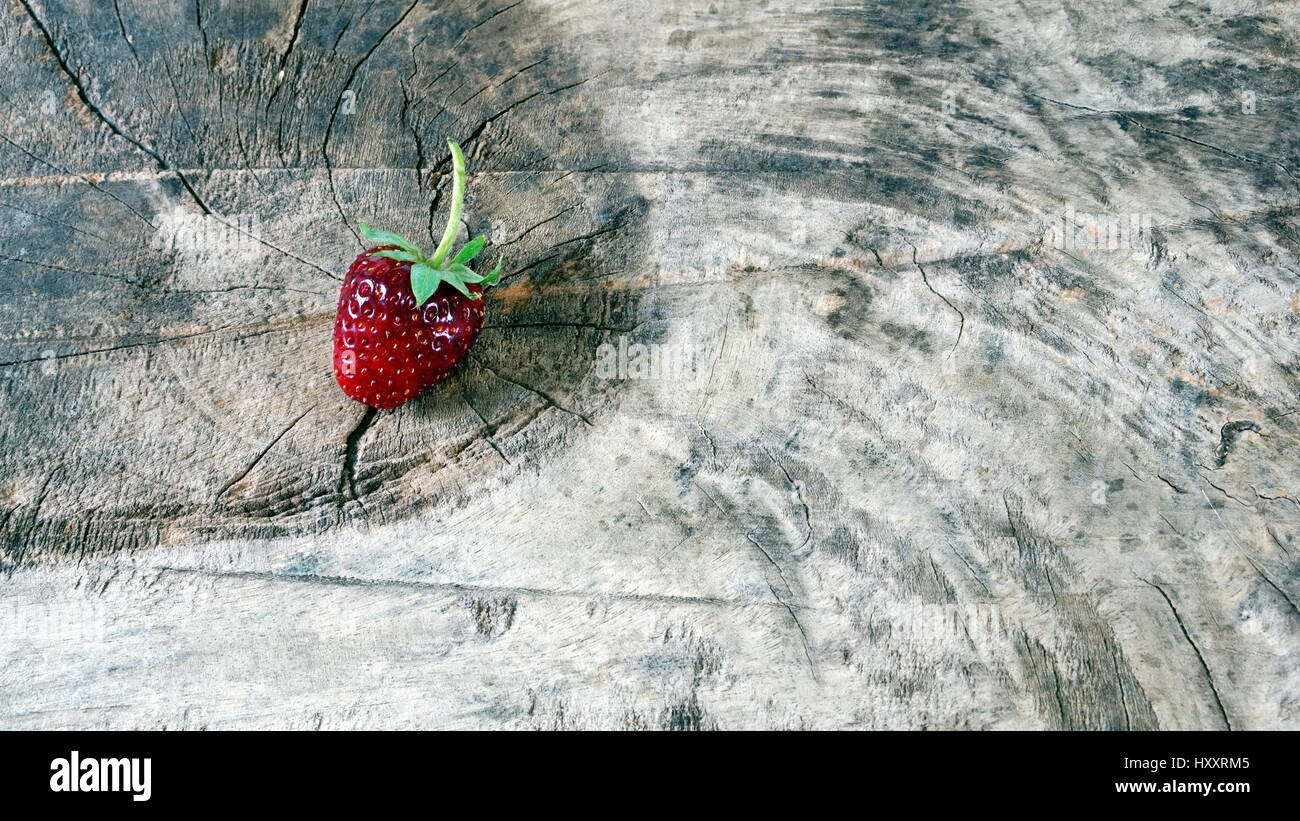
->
{"left": 0, "top": 0, "right": 1296, "bottom": 729}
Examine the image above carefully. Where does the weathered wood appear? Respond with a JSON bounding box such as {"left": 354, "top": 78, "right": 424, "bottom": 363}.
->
{"left": 0, "top": 0, "right": 1296, "bottom": 729}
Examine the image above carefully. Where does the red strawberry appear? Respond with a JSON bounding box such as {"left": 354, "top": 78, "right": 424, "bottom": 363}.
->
{"left": 333, "top": 140, "right": 501, "bottom": 409}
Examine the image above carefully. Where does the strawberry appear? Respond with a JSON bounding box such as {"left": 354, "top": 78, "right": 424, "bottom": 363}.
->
{"left": 333, "top": 140, "right": 501, "bottom": 409}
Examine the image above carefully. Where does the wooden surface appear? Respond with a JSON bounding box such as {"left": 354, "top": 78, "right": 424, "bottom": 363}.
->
{"left": 1, "top": 0, "right": 1297, "bottom": 730}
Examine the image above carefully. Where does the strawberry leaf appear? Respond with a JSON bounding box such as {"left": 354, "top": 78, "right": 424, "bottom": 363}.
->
{"left": 446, "top": 263, "right": 485, "bottom": 283}
{"left": 374, "top": 249, "right": 421, "bottom": 263}
{"left": 359, "top": 222, "right": 423, "bottom": 256}
{"left": 442, "top": 272, "right": 474, "bottom": 299}
{"left": 452, "top": 236, "right": 486, "bottom": 265}
{"left": 410, "top": 263, "right": 442, "bottom": 306}
{"left": 361, "top": 144, "right": 504, "bottom": 307}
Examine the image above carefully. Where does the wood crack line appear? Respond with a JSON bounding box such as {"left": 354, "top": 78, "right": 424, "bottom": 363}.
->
{"left": 337, "top": 406, "right": 379, "bottom": 511}
{"left": 1141, "top": 578, "right": 1234, "bottom": 730}
{"left": 455, "top": 0, "right": 525, "bottom": 46}
{"left": 746, "top": 533, "right": 819, "bottom": 681}
{"left": 0, "top": 167, "right": 883, "bottom": 187}
{"left": 217, "top": 406, "right": 316, "bottom": 500}
{"left": 1027, "top": 93, "right": 1299, "bottom": 183}
{"left": 477, "top": 362, "right": 592, "bottom": 425}
{"left": 16, "top": 0, "right": 212, "bottom": 214}
{"left": 0, "top": 315, "right": 326, "bottom": 368}
{"left": 322, "top": 0, "right": 420, "bottom": 245}
{"left": 277, "top": 0, "right": 310, "bottom": 73}
{"left": 0, "top": 132, "right": 156, "bottom": 228}
{"left": 910, "top": 242, "right": 964, "bottom": 354}
{"left": 147, "top": 565, "right": 791, "bottom": 611}
{"left": 762, "top": 447, "right": 813, "bottom": 555}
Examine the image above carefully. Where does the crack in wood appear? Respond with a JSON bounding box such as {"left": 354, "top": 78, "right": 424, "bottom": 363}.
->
{"left": 217, "top": 406, "right": 316, "bottom": 501}
{"left": 0, "top": 132, "right": 155, "bottom": 227}
{"left": 455, "top": 0, "right": 526, "bottom": 47}
{"left": 0, "top": 316, "right": 322, "bottom": 368}
{"left": 476, "top": 362, "right": 592, "bottom": 426}
{"left": 910, "top": 241, "right": 965, "bottom": 355}
{"left": 16, "top": 0, "right": 212, "bottom": 214}
{"left": 1141, "top": 578, "right": 1234, "bottom": 731}
{"left": 337, "top": 406, "right": 379, "bottom": 513}
{"left": 321, "top": 0, "right": 420, "bottom": 245}
{"left": 152, "top": 564, "right": 792, "bottom": 611}
{"left": 746, "top": 533, "right": 819, "bottom": 682}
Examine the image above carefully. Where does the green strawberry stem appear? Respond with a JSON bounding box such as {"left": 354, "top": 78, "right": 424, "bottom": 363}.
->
{"left": 428, "top": 140, "right": 466, "bottom": 268}
{"left": 355, "top": 139, "right": 502, "bottom": 307}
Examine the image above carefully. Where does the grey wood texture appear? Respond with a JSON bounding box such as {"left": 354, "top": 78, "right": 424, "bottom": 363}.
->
{"left": 0, "top": 0, "right": 1297, "bottom": 730}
